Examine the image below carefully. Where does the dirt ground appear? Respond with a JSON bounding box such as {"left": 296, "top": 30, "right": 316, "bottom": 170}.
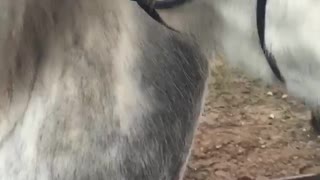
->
{"left": 184, "top": 59, "right": 320, "bottom": 180}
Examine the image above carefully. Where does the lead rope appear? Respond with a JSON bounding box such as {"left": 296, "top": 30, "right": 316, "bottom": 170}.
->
{"left": 256, "top": 0, "right": 285, "bottom": 83}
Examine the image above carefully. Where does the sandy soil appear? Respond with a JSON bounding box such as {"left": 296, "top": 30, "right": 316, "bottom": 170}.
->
{"left": 184, "top": 59, "right": 320, "bottom": 180}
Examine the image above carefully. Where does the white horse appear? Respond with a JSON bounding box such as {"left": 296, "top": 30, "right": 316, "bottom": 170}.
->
{"left": 154, "top": 0, "right": 320, "bottom": 132}
{"left": 0, "top": 0, "right": 209, "bottom": 179}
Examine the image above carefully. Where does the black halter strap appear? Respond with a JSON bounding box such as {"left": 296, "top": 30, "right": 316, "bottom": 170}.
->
{"left": 153, "top": 0, "right": 188, "bottom": 9}
{"left": 131, "top": 0, "right": 178, "bottom": 32}
{"left": 256, "top": 0, "right": 285, "bottom": 83}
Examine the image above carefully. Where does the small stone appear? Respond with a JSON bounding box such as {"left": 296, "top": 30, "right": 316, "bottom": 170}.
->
{"left": 238, "top": 148, "right": 244, "bottom": 154}
{"left": 267, "top": 91, "right": 273, "bottom": 96}
{"left": 261, "top": 145, "right": 266, "bottom": 148}
{"left": 216, "top": 145, "right": 222, "bottom": 149}
{"left": 282, "top": 94, "right": 288, "bottom": 99}
{"left": 269, "top": 114, "right": 275, "bottom": 119}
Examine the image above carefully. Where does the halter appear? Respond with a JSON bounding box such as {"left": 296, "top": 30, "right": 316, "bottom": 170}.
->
{"left": 131, "top": 0, "right": 178, "bottom": 32}
{"left": 153, "top": 0, "right": 188, "bottom": 9}
{"left": 256, "top": 0, "right": 285, "bottom": 83}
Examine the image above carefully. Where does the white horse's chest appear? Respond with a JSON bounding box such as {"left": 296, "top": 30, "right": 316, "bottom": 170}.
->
{"left": 0, "top": 95, "right": 52, "bottom": 180}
